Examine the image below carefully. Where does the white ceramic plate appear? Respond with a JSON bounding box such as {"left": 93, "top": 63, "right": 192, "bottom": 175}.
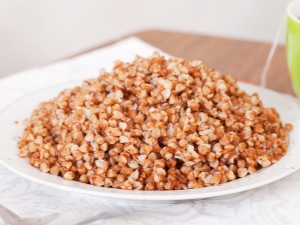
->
{"left": 1, "top": 81, "right": 300, "bottom": 204}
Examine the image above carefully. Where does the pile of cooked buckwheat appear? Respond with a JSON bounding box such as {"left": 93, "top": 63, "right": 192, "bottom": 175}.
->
{"left": 18, "top": 52, "right": 292, "bottom": 190}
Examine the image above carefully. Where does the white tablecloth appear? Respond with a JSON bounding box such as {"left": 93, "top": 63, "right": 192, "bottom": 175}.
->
{"left": 0, "top": 37, "right": 299, "bottom": 225}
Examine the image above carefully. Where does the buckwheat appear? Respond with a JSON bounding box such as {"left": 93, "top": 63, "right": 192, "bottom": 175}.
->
{"left": 18, "top": 53, "right": 292, "bottom": 190}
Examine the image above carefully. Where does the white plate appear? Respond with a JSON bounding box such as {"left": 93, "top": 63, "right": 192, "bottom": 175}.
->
{"left": 1, "top": 81, "right": 300, "bottom": 204}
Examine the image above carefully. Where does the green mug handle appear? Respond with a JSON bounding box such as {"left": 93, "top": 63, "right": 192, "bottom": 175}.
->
{"left": 286, "top": 0, "right": 300, "bottom": 97}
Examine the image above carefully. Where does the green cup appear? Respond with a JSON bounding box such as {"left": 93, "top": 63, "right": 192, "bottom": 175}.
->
{"left": 287, "top": 0, "right": 300, "bottom": 97}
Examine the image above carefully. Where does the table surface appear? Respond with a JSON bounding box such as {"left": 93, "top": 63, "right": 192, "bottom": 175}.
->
{"left": 74, "top": 30, "right": 294, "bottom": 96}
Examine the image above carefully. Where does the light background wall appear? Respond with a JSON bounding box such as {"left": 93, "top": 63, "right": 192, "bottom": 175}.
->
{"left": 0, "top": 0, "right": 291, "bottom": 77}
